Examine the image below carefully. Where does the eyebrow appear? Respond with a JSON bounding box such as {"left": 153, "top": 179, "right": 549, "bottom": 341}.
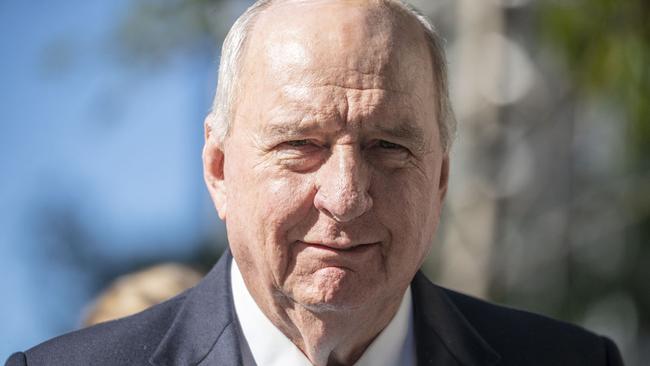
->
{"left": 262, "top": 117, "right": 430, "bottom": 154}
{"left": 263, "top": 119, "right": 326, "bottom": 139}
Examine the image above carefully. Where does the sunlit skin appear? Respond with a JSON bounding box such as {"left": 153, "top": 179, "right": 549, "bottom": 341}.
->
{"left": 203, "top": 1, "right": 449, "bottom": 365}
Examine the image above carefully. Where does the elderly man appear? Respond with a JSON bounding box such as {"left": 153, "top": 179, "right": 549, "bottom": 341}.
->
{"left": 6, "top": 0, "right": 623, "bottom": 365}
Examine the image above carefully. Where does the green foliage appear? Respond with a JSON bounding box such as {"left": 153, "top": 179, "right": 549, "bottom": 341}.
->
{"left": 114, "top": 0, "right": 230, "bottom": 66}
{"left": 540, "top": 0, "right": 650, "bottom": 160}
{"left": 540, "top": 0, "right": 650, "bottom": 348}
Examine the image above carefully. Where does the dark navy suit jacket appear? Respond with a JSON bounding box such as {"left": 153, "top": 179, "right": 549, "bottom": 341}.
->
{"left": 5, "top": 251, "right": 623, "bottom": 365}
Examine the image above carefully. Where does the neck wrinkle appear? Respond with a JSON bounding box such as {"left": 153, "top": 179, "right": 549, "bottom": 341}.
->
{"left": 232, "top": 260, "right": 406, "bottom": 366}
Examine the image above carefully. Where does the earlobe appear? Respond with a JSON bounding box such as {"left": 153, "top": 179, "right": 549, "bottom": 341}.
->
{"left": 203, "top": 122, "right": 228, "bottom": 220}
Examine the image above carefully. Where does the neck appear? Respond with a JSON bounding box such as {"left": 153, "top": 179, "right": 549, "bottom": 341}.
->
{"left": 261, "top": 288, "right": 404, "bottom": 366}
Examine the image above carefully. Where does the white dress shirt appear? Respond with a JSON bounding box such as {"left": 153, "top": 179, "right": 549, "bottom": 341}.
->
{"left": 231, "top": 260, "right": 416, "bottom": 366}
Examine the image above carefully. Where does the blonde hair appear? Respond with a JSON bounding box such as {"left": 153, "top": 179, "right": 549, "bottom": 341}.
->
{"left": 83, "top": 263, "right": 203, "bottom": 326}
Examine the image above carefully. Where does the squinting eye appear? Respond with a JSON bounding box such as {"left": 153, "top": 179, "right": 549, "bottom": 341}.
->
{"left": 285, "top": 140, "right": 311, "bottom": 147}
{"left": 378, "top": 140, "right": 403, "bottom": 150}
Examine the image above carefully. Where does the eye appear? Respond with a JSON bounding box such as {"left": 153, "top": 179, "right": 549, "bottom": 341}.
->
{"left": 276, "top": 139, "right": 325, "bottom": 155}
{"left": 377, "top": 140, "right": 404, "bottom": 150}
{"left": 285, "top": 140, "right": 312, "bottom": 147}
{"left": 275, "top": 139, "right": 325, "bottom": 172}
{"left": 367, "top": 140, "right": 412, "bottom": 167}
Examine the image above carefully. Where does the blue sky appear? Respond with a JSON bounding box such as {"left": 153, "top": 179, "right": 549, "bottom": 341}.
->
{"left": 0, "top": 0, "right": 226, "bottom": 356}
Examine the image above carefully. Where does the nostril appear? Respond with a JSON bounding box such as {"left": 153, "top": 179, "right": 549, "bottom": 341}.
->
{"left": 313, "top": 190, "right": 335, "bottom": 220}
{"left": 314, "top": 187, "right": 372, "bottom": 223}
{"left": 321, "top": 207, "right": 335, "bottom": 220}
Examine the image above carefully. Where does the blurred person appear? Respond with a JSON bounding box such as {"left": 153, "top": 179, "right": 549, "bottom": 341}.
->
{"left": 5, "top": 1, "right": 624, "bottom": 365}
{"left": 82, "top": 263, "right": 203, "bottom": 326}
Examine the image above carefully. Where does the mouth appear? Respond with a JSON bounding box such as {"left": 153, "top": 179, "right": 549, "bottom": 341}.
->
{"left": 298, "top": 241, "right": 380, "bottom": 254}
{"left": 295, "top": 241, "right": 381, "bottom": 275}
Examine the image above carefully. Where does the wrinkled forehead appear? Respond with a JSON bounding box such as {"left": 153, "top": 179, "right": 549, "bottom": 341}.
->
{"left": 243, "top": 0, "right": 433, "bottom": 92}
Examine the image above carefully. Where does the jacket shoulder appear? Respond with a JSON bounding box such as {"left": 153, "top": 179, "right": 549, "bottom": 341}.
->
{"left": 14, "top": 293, "right": 187, "bottom": 366}
{"left": 442, "top": 288, "right": 624, "bottom": 365}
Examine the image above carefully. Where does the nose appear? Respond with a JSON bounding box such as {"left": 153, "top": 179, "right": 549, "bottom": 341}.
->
{"left": 313, "top": 146, "right": 373, "bottom": 222}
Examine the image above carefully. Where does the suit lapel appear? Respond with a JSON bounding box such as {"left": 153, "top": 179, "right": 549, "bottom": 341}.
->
{"left": 149, "top": 250, "right": 244, "bottom": 366}
{"left": 412, "top": 272, "right": 501, "bottom": 366}
{"left": 149, "top": 252, "right": 500, "bottom": 366}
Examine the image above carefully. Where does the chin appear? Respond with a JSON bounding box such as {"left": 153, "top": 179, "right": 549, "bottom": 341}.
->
{"left": 289, "top": 268, "right": 376, "bottom": 312}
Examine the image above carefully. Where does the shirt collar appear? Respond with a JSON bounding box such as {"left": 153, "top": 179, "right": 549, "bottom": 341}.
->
{"left": 231, "top": 260, "right": 416, "bottom": 366}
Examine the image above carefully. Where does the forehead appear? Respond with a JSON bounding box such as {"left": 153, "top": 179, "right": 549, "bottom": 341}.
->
{"left": 262, "top": 84, "right": 422, "bottom": 133}
{"left": 235, "top": 0, "right": 436, "bottom": 137}
{"left": 248, "top": 1, "right": 432, "bottom": 87}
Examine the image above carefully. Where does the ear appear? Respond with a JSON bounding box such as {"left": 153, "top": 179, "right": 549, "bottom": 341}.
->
{"left": 203, "top": 119, "right": 227, "bottom": 221}
{"left": 438, "top": 154, "right": 450, "bottom": 203}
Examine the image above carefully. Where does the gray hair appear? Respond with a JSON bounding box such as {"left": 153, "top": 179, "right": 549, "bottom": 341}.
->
{"left": 206, "top": 0, "right": 456, "bottom": 152}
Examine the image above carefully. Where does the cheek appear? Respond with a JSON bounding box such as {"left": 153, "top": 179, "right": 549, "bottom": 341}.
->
{"left": 226, "top": 151, "right": 312, "bottom": 225}
{"left": 228, "top": 165, "right": 317, "bottom": 275}
{"left": 256, "top": 174, "right": 316, "bottom": 237}
{"left": 373, "top": 169, "right": 440, "bottom": 267}
{"left": 258, "top": 174, "right": 317, "bottom": 282}
{"left": 375, "top": 166, "right": 438, "bottom": 221}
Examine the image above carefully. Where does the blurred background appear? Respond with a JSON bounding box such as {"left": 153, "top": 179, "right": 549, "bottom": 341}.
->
{"left": 0, "top": 0, "right": 647, "bottom": 364}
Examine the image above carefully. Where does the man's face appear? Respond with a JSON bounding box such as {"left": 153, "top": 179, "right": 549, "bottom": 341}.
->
{"left": 205, "top": 1, "right": 448, "bottom": 311}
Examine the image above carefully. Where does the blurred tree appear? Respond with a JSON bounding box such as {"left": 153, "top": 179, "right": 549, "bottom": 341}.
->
{"left": 541, "top": 0, "right": 650, "bottom": 162}
{"left": 114, "top": 0, "right": 232, "bottom": 68}
{"left": 111, "top": 0, "right": 235, "bottom": 260}
{"left": 540, "top": 0, "right": 650, "bottom": 362}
